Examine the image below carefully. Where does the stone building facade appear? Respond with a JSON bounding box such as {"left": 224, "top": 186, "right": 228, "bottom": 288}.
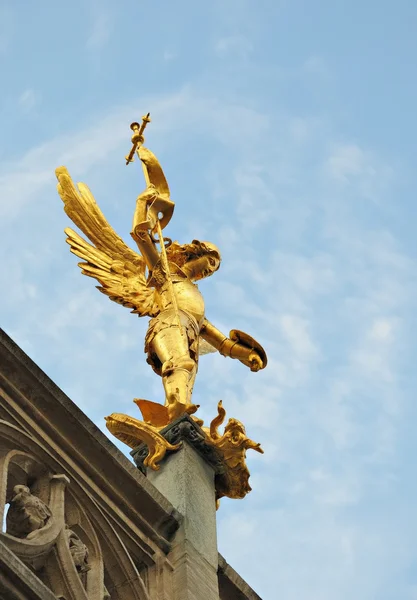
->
{"left": 0, "top": 328, "right": 261, "bottom": 600}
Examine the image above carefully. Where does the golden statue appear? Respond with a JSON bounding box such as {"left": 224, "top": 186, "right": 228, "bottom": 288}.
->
{"left": 56, "top": 115, "right": 267, "bottom": 500}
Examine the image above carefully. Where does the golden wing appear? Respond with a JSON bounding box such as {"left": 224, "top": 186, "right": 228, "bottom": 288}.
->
{"left": 56, "top": 166, "right": 157, "bottom": 317}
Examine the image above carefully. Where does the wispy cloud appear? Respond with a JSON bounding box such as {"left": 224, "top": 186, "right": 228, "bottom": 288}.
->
{"left": 87, "top": 12, "right": 111, "bottom": 50}
{"left": 1, "top": 51, "right": 416, "bottom": 600}
{"left": 198, "top": 104, "right": 416, "bottom": 598}
{"left": 163, "top": 50, "right": 177, "bottom": 62}
{"left": 325, "top": 143, "right": 371, "bottom": 182}
{"left": 18, "top": 88, "right": 39, "bottom": 113}
{"left": 214, "top": 34, "right": 252, "bottom": 58}
{"left": 0, "top": 86, "right": 269, "bottom": 222}
{"left": 324, "top": 143, "right": 394, "bottom": 201}
{"left": 303, "top": 54, "right": 329, "bottom": 78}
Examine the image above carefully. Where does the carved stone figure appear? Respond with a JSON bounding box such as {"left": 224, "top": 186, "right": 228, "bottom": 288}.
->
{"left": 6, "top": 484, "right": 52, "bottom": 539}
{"left": 65, "top": 527, "right": 90, "bottom": 573}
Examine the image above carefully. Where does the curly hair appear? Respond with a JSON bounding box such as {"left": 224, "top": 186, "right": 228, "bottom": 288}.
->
{"left": 166, "top": 239, "right": 221, "bottom": 269}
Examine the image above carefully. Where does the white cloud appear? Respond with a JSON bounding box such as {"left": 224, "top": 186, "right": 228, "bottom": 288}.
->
{"left": 214, "top": 34, "right": 252, "bottom": 58}
{"left": 280, "top": 314, "right": 319, "bottom": 361}
{"left": 323, "top": 143, "right": 394, "bottom": 202}
{"left": 288, "top": 117, "right": 315, "bottom": 144}
{"left": 0, "top": 91, "right": 178, "bottom": 220}
{"left": 303, "top": 54, "right": 329, "bottom": 78}
{"left": 163, "top": 50, "right": 177, "bottom": 62}
{"left": 0, "top": 86, "right": 271, "bottom": 224}
{"left": 233, "top": 164, "right": 274, "bottom": 229}
{"left": 87, "top": 13, "right": 111, "bottom": 50}
{"left": 18, "top": 88, "right": 39, "bottom": 113}
{"left": 369, "top": 317, "right": 397, "bottom": 341}
{"left": 195, "top": 103, "right": 416, "bottom": 598}
{"left": 1, "top": 78, "right": 416, "bottom": 600}
{"left": 326, "top": 143, "right": 369, "bottom": 182}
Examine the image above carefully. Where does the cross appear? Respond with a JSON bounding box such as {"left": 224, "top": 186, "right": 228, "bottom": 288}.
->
{"left": 125, "top": 113, "right": 151, "bottom": 165}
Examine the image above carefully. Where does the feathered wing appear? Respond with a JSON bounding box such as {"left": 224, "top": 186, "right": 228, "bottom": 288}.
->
{"left": 56, "top": 166, "right": 158, "bottom": 317}
{"left": 27, "top": 495, "right": 52, "bottom": 520}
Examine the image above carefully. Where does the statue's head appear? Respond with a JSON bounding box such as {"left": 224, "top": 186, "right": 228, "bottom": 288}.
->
{"left": 224, "top": 418, "right": 246, "bottom": 440}
{"left": 12, "top": 485, "right": 30, "bottom": 497}
{"left": 166, "top": 239, "right": 221, "bottom": 281}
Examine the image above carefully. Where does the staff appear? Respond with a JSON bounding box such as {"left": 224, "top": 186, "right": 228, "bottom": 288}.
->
{"left": 126, "top": 115, "right": 184, "bottom": 336}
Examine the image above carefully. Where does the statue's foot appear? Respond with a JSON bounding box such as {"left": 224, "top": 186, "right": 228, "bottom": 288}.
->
{"left": 166, "top": 393, "right": 199, "bottom": 423}
{"left": 134, "top": 397, "right": 201, "bottom": 427}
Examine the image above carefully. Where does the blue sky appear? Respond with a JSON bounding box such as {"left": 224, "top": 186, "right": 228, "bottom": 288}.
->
{"left": 1, "top": 1, "right": 417, "bottom": 598}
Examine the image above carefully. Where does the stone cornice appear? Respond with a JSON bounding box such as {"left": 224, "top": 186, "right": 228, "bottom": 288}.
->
{"left": 0, "top": 328, "right": 181, "bottom": 554}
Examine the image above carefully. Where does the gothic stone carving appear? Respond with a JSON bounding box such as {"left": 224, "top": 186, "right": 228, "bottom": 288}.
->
{"left": 6, "top": 484, "right": 52, "bottom": 539}
{"left": 65, "top": 526, "right": 90, "bottom": 574}
{"left": 0, "top": 420, "right": 150, "bottom": 600}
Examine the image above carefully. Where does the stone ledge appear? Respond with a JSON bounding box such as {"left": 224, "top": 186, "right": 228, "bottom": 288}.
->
{"left": 0, "top": 540, "right": 57, "bottom": 600}
{"left": 218, "top": 554, "right": 262, "bottom": 600}
{"left": 0, "top": 327, "right": 181, "bottom": 552}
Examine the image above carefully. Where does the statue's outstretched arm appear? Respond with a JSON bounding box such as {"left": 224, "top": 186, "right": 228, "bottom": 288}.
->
{"left": 244, "top": 438, "right": 264, "bottom": 454}
{"left": 200, "top": 319, "right": 265, "bottom": 372}
{"left": 130, "top": 186, "right": 160, "bottom": 270}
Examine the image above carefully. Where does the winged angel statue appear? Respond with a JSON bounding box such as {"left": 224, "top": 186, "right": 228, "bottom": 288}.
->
{"left": 56, "top": 118, "right": 267, "bottom": 437}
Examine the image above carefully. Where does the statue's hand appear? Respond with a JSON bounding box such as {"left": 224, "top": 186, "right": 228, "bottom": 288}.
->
{"left": 137, "top": 185, "right": 175, "bottom": 233}
{"left": 219, "top": 334, "right": 267, "bottom": 372}
{"left": 248, "top": 350, "right": 263, "bottom": 372}
{"left": 140, "top": 184, "right": 158, "bottom": 203}
{"left": 228, "top": 329, "right": 267, "bottom": 371}
{"left": 133, "top": 185, "right": 159, "bottom": 235}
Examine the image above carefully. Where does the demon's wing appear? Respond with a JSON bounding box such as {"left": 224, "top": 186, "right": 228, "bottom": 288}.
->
{"left": 56, "top": 166, "right": 157, "bottom": 317}
{"left": 198, "top": 338, "right": 217, "bottom": 356}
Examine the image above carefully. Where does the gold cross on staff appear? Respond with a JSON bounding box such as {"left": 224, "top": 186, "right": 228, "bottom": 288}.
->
{"left": 125, "top": 113, "right": 151, "bottom": 165}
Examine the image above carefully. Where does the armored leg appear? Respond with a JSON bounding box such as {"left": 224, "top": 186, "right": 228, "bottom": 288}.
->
{"left": 151, "top": 325, "right": 199, "bottom": 421}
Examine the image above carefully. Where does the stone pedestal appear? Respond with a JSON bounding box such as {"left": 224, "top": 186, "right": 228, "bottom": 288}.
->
{"left": 131, "top": 416, "right": 220, "bottom": 600}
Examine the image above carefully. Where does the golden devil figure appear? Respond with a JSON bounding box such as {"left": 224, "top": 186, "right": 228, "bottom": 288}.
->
{"left": 56, "top": 115, "right": 267, "bottom": 500}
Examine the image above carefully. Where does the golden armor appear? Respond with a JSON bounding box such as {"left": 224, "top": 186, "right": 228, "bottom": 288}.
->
{"left": 56, "top": 115, "right": 267, "bottom": 500}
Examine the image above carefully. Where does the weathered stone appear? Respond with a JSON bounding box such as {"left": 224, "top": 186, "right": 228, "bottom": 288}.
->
{"left": 218, "top": 555, "right": 263, "bottom": 600}
{"left": 148, "top": 441, "right": 219, "bottom": 600}
{"left": 148, "top": 441, "right": 218, "bottom": 569}
{"left": 0, "top": 539, "right": 57, "bottom": 600}
{"left": 6, "top": 484, "right": 52, "bottom": 539}
{"left": 65, "top": 526, "right": 90, "bottom": 573}
{"left": 0, "top": 327, "right": 181, "bottom": 551}
{"left": 0, "top": 328, "right": 262, "bottom": 599}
